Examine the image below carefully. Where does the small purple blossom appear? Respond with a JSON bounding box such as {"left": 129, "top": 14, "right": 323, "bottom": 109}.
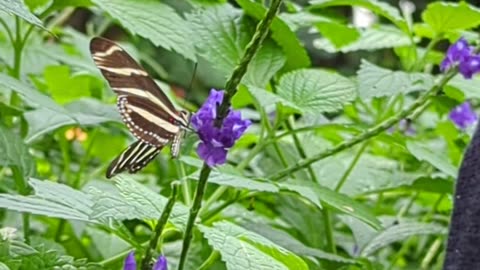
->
{"left": 191, "top": 89, "right": 251, "bottom": 167}
{"left": 123, "top": 252, "right": 167, "bottom": 270}
{"left": 449, "top": 102, "right": 478, "bottom": 129}
{"left": 441, "top": 37, "right": 480, "bottom": 79}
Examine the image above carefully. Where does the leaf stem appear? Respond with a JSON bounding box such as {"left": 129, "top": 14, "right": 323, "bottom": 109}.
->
{"left": 177, "top": 1, "right": 282, "bottom": 268}
{"left": 11, "top": 166, "right": 30, "bottom": 244}
{"left": 197, "top": 250, "right": 220, "bottom": 270}
{"left": 270, "top": 70, "right": 457, "bottom": 181}
{"left": 334, "top": 142, "right": 369, "bottom": 192}
{"left": 140, "top": 183, "right": 179, "bottom": 269}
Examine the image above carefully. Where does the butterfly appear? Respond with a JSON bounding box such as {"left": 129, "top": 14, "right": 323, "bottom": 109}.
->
{"left": 90, "top": 37, "right": 191, "bottom": 178}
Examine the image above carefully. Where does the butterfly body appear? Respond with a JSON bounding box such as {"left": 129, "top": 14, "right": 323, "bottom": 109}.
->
{"left": 90, "top": 37, "right": 190, "bottom": 178}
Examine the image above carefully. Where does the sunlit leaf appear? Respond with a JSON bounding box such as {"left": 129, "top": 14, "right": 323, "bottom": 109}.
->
{"left": 277, "top": 69, "right": 356, "bottom": 114}
{"left": 92, "top": 0, "right": 196, "bottom": 60}
{"left": 357, "top": 60, "right": 435, "bottom": 100}
{"left": 406, "top": 141, "right": 458, "bottom": 178}
{"left": 422, "top": 2, "right": 480, "bottom": 34}
{"left": 0, "top": 0, "right": 44, "bottom": 28}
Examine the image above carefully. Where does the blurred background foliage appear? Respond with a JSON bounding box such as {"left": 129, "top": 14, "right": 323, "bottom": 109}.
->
{"left": 0, "top": 0, "right": 480, "bottom": 269}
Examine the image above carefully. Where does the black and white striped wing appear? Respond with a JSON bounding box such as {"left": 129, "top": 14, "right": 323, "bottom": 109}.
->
{"left": 90, "top": 37, "right": 187, "bottom": 147}
{"left": 106, "top": 140, "right": 161, "bottom": 178}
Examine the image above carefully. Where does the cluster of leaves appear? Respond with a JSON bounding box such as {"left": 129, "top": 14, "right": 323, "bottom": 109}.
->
{"left": 0, "top": 0, "right": 479, "bottom": 269}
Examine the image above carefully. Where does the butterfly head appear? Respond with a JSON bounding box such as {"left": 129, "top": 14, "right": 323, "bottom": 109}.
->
{"left": 178, "top": 110, "right": 193, "bottom": 131}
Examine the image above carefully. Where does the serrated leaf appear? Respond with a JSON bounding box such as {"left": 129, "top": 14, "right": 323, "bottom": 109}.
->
{"left": 90, "top": 175, "right": 189, "bottom": 230}
{"left": 422, "top": 2, "right": 480, "bottom": 34}
{"left": 0, "top": 74, "right": 72, "bottom": 116}
{"left": 357, "top": 59, "right": 435, "bottom": 100}
{"left": 190, "top": 169, "right": 279, "bottom": 192}
{"left": 314, "top": 25, "right": 410, "bottom": 53}
{"left": 200, "top": 221, "right": 308, "bottom": 270}
{"left": 310, "top": 0, "right": 408, "bottom": 32}
{"left": 280, "top": 180, "right": 382, "bottom": 229}
{"left": 24, "top": 98, "right": 120, "bottom": 143}
{"left": 92, "top": 0, "right": 195, "bottom": 61}
{"left": 406, "top": 141, "right": 457, "bottom": 178}
{"left": 446, "top": 75, "right": 480, "bottom": 100}
{"left": 244, "top": 84, "right": 301, "bottom": 115}
{"left": 235, "top": 0, "right": 310, "bottom": 71}
{"left": 361, "top": 222, "right": 446, "bottom": 256}
{"left": 0, "top": 178, "right": 95, "bottom": 221}
{"left": 188, "top": 4, "right": 285, "bottom": 87}
{"left": 244, "top": 222, "right": 358, "bottom": 264}
{"left": 0, "top": 0, "right": 44, "bottom": 28}
{"left": 0, "top": 125, "right": 35, "bottom": 177}
{"left": 277, "top": 69, "right": 356, "bottom": 114}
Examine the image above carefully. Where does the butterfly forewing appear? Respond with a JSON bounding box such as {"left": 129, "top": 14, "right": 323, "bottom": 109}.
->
{"left": 106, "top": 140, "right": 161, "bottom": 178}
{"left": 90, "top": 37, "right": 187, "bottom": 146}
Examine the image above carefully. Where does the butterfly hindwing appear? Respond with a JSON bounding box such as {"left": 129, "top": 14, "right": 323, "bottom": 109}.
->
{"left": 106, "top": 140, "right": 162, "bottom": 179}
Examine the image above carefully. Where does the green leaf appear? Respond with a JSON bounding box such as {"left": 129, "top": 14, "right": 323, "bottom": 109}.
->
{"left": 44, "top": 65, "right": 91, "bottom": 104}
{"left": 90, "top": 175, "right": 189, "bottom": 230}
{"left": 0, "top": 178, "right": 100, "bottom": 222}
{"left": 310, "top": 0, "right": 408, "bottom": 32}
{"left": 235, "top": 0, "right": 310, "bottom": 71}
{"left": 422, "top": 2, "right": 480, "bottom": 34}
{"left": 0, "top": 0, "right": 44, "bottom": 28}
{"left": 188, "top": 4, "right": 286, "bottom": 87}
{"left": 243, "top": 222, "right": 358, "bottom": 264}
{"left": 446, "top": 75, "right": 480, "bottom": 100}
{"left": 406, "top": 141, "right": 457, "bottom": 178}
{"left": 0, "top": 74, "right": 72, "bottom": 116}
{"left": 361, "top": 222, "right": 447, "bottom": 256}
{"left": 357, "top": 59, "right": 435, "bottom": 100}
{"left": 0, "top": 125, "right": 35, "bottom": 177}
{"left": 0, "top": 262, "right": 9, "bottom": 270}
{"left": 315, "top": 21, "right": 360, "bottom": 48}
{"left": 280, "top": 180, "right": 382, "bottom": 229}
{"left": 92, "top": 0, "right": 196, "bottom": 61}
{"left": 24, "top": 98, "right": 120, "bottom": 143}
{"left": 277, "top": 69, "right": 356, "bottom": 114}
{"left": 314, "top": 25, "right": 410, "bottom": 53}
{"left": 200, "top": 221, "right": 308, "bottom": 270}
{"left": 50, "top": 0, "right": 92, "bottom": 10}
{"left": 24, "top": 0, "right": 52, "bottom": 13}
{"left": 244, "top": 85, "right": 301, "bottom": 115}
{"left": 190, "top": 169, "right": 279, "bottom": 192}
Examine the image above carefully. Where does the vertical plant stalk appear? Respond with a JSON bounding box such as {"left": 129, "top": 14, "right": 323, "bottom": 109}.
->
{"left": 284, "top": 118, "right": 336, "bottom": 253}
{"left": 141, "top": 183, "right": 179, "bottom": 270}
{"left": 177, "top": 1, "right": 283, "bottom": 269}
{"left": 11, "top": 166, "right": 30, "bottom": 244}
{"left": 270, "top": 70, "right": 457, "bottom": 181}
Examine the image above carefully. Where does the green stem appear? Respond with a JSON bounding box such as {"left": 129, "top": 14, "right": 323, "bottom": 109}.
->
{"left": 214, "top": 0, "right": 283, "bottom": 127}
{"left": 177, "top": 2, "right": 282, "bottom": 268}
{"left": 270, "top": 70, "right": 457, "bottom": 181}
{"left": 421, "top": 237, "right": 442, "bottom": 269}
{"left": 12, "top": 16, "right": 22, "bottom": 78}
{"left": 284, "top": 118, "right": 335, "bottom": 253}
{"left": 176, "top": 160, "right": 192, "bottom": 206}
{"left": 334, "top": 142, "right": 369, "bottom": 192}
{"left": 141, "top": 183, "right": 179, "bottom": 270}
{"left": 11, "top": 166, "right": 29, "bottom": 244}
{"left": 0, "top": 17, "right": 14, "bottom": 47}
{"left": 73, "top": 129, "right": 98, "bottom": 188}
{"left": 197, "top": 250, "right": 220, "bottom": 270}
{"left": 177, "top": 164, "right": 211, "bottom": 270}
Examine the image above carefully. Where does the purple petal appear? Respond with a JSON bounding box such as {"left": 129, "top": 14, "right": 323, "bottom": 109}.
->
{"left": 449, "top": 101, "right": 478, "bottom": 129}
{"left": 197, "top": 143, "right": 227, "bottom": 167}
{"left": 123, "top": 252, "right": 136, "bottom": 270}
{"left": 441, "top": 37, "right": 474, "bottom": 72}
{"left": 459, "top": 55, "right": 480, "bottom": 79}
{"left": 153, "top": 255, "right": 168, "bottom": 270}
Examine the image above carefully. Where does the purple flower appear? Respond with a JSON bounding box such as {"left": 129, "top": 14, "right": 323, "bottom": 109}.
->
{"left": 441, "top": 37, "right": 480, "bottom": 79}
{"left": 449, "top": 102, "right": 477, "bottom": 129}
{"left": 123, "top": 252, "right": 168, "bottom": 270}
{"left": 440, "top": 37, "right": 472, "bottom": 72}
{"left": 191, "top": 89, "right": 251, "bottom": 167}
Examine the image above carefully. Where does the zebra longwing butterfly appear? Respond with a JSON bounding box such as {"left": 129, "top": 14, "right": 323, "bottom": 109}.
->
{"left": 90, "top": 37, "right": 191, "bottom": 178}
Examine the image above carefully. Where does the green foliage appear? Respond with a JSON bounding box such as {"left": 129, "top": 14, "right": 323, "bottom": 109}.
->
{"left": 0, "top": 0, "right": 474, "bottom": 269}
